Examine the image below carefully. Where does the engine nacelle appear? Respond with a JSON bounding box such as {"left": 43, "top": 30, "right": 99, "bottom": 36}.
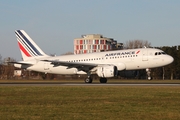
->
{"left": 96, "top": 65, "right": 118, "bottom": 78}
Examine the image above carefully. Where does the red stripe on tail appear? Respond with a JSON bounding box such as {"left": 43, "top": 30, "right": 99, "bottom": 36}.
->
{"left": 18, "top": 42, "right": 31, "bottom": 57}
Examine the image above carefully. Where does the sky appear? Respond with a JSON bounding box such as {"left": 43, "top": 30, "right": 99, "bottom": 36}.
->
{"left": 0, "top": 0, "right": 180, "bottom": 60}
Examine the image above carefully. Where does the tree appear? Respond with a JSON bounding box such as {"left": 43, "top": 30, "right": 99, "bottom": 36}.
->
{"left": 151, "top": 46, "right": 178, "bottom": 80}
{"left": 176, "top": 46, "right": 180, "bottom": 79}
{"left": 1, "top": 57, "right": 16, "bottom": 79}
{"left": 0, "top": 54, "right": 2, "bottom": 65}
{"left": 61, "top": 52, "right": 74, "bottom": 55}
{"left": 160, "top": 46, "right": 176, "bottom": 80}
{"left": 124, "top": 40, "right": 151, "bottom": 49}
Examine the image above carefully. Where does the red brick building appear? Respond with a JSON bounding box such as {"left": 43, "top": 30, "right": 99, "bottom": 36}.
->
{"left": 74, "top": 34, "right": 123, "bottom": 54}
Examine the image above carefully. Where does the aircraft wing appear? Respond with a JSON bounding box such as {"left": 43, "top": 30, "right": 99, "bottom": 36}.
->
{"left": 42, "top": 60, "right": 98, "bottom": 72}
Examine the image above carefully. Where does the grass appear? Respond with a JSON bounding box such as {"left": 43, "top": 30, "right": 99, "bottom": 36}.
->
{"left": 0, "top": 86, "right": 180, "bottom": 120}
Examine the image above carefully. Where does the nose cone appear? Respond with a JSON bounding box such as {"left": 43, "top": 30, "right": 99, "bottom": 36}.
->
{"left": 167, "top": 55, "right": 174, "bottom": 65}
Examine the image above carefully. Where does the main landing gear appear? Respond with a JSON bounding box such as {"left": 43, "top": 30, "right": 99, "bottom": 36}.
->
{"left": 42, "top": 73, "right": 47, "bottom": 80}
{"left": 84, "top": 72, "right": 93, "bottom": 83}
{"left": 84, "top": 75, "right": 107, "bottom": 83}
{"left": 99, "top": 78, "right": 107, "bottom": 83}
{"left": 84, "top": 76, "right": 93, "bottom": 83}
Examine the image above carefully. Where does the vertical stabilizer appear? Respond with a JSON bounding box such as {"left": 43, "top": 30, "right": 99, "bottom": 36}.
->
{"left": 15, "top": 30, "right": 49, "bottom": 61}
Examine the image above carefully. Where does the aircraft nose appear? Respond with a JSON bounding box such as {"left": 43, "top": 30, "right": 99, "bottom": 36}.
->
{"left": 167, "top": 55, "right": 174, "bottom": 64}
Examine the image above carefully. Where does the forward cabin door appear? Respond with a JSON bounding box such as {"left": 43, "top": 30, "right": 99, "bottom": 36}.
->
{"left": 142, "top": 50, "right": 148, "bottom": 61}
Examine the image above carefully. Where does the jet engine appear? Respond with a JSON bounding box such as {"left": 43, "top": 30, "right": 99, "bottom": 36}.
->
{"left": 96, "top": 65, "right": 118, "bottom": 78}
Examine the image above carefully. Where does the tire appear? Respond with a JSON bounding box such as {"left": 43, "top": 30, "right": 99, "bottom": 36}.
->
{"left": 85, "top": 78, "right": 92, "bottom": 83}
{"left": 99, "top": 78, "right": 107, "bottom": 83}
{"left": 148, "top": 77, "right": 151, "bottom": 80}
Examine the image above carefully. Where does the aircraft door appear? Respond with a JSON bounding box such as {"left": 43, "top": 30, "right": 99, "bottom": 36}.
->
{"left": 142, "top": 50, "right": 148, "bottom": 61}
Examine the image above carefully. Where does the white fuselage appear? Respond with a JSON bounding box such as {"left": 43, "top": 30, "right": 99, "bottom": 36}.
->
{"left": 15, "top": 48, "right": 174, "bottom": 75}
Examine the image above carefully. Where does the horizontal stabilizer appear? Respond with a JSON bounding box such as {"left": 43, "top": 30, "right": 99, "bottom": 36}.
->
{"left": 9, "top": 61, "right": 35, "bottom": 65}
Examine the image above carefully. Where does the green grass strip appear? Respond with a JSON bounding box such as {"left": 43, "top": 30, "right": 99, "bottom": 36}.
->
{"left": 0, "top": 86, "right": 180, "bottom": 120}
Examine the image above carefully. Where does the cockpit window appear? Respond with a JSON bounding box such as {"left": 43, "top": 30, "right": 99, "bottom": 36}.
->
{"left": 155, "top": 52, "right": 166, "bottom": 55}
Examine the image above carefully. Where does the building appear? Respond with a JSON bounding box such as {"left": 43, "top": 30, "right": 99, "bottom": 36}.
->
{"left": 74, "top": 34, "right": 123, "bottom": 54}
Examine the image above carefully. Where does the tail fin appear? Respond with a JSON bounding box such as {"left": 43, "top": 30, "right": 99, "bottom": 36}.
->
{"left": 15, "top": 30, "right": 49, "bottom": 61}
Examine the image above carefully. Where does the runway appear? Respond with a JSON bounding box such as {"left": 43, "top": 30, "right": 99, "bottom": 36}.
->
{"left": 0, "top": 82, "right": 180, "bottom": 87}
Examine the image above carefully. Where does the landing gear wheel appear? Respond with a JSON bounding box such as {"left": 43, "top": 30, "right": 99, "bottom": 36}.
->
{"left": 99, "top": 78, "right": 107, "bottom": 83}
{"left": 85, "top": 77, "right": 93, "bottom": 83}
{"left": 146, "top": 68, "right": 151, "bottom": 80}
{"left": 148, "top": 77, "right": 151, "bottom": 80}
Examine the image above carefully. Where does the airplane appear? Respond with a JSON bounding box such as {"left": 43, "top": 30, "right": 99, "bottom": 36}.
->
{"left": 13, "top": 30, "right": 174, "bottom": 83}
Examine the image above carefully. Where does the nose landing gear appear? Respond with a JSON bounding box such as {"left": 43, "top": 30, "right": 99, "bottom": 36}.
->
{"left": 146, "top": 68, "right": 151, "bottom": 80}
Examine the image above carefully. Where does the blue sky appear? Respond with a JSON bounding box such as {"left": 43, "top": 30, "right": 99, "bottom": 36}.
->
{"left": 0, "top": 0, "right": 180, "bottom": 60}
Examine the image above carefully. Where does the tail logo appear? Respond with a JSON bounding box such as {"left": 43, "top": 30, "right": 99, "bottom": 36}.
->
{"left": 15, "top": 30, "right": 43, "bottom": 57}
{"left": 136, "top": 50, "right": 140, "bottom": 54}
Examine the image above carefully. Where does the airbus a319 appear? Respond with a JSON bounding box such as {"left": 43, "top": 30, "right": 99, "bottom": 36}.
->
{"left": 13, "top": 30, "right": 174, "bottom": 83}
